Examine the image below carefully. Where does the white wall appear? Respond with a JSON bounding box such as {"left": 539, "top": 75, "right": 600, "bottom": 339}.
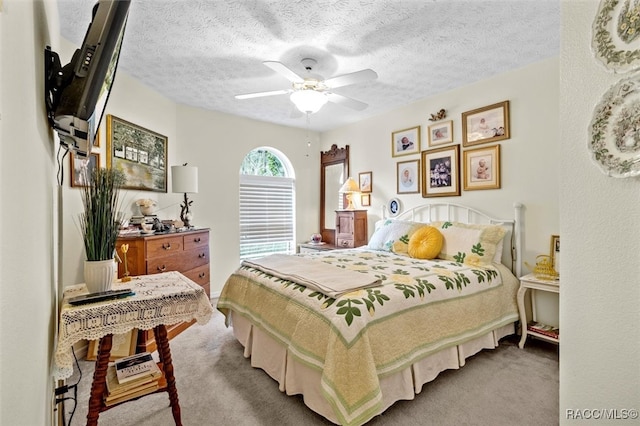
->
{"left": 560, "top": 2, "right": 640, "bottom": 422}
{"left": 322, "top": 57, "right": 560, "bottom": 325}
{"left": 0, "top": 1, "right": 59, "bottom": 425}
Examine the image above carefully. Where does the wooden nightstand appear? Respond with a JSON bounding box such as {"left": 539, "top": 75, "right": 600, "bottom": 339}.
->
{"left": 517, "top": 273, "right": 560, "bottom": 348}
{"left": 298, "top": 243, "right": 337, "bottom": 253}
{"left": 335, "top": 210, "right": 368, "bottom": 248}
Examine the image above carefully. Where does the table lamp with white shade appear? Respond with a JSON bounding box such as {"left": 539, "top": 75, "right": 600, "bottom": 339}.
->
{"left": 339, "top": 177, "right": 360, "bottom": 210}
{"left": 172, "top": 163, "right": 198, "bottom": 228}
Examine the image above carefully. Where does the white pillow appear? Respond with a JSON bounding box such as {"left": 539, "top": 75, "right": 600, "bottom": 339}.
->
{"left": 431, "top": 221, "right": 506, "bottom": 266}
{"left": 367, "top": 219, "right": 423, "bottom": 252}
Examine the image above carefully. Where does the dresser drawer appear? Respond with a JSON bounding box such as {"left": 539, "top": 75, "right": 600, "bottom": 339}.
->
{"left": 182, "top": 263, "right": 210, "bottom": 296}
{"left": 146, "top": 246, "right": 209, "bottom": 274}
{"left": 146, "top": 235, "right": 184, "bottom": 259}
{"left": 183, "top": 231, "right": 209, "bottom": 251}
{"left": 336, "top": 238, "right": 354, "bottom": 248}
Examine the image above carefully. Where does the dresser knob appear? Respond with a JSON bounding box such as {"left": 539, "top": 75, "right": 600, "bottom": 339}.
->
{"left": 194, "top": 237, "right": 201, "bottom": 243}
{"left": 198, "top": 252, "right": 206, "bottom": 259}
{"left": 162, "top": 243, "right": 171, "bottom": 250}
{"left": 157, "top": 265, "right": 166, "bottom": 272}
{"left": 198, "top": 272, "right": 206, "bottom": 279}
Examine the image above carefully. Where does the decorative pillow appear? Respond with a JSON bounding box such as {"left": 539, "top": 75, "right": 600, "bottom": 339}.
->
{"left": 431, "top": 221, "right": 506, "bottom": 266}
{"left": 408, "top": 226, "right": 444, "bottom": 259}
{"left": 367, "top": 219, "right": 423, "bottom": 253}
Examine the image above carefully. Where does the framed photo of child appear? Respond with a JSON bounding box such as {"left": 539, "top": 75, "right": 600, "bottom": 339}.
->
{"left": 391, "top": 126, "right": 421, "bottom": 157}
{"left": 462, "top": 144, "right": 501, "bottom": 191}
{"left": 421, "top": 145, "right": 460, "bottom": 197}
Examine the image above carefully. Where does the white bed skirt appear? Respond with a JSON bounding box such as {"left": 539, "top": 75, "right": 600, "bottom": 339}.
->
{"left": 229, "top": 310, "right": 514, "bottom": 425}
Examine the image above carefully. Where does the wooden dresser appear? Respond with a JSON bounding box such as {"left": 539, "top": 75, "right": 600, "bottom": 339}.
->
{"left": 115, "top": 228, "right": 210, "bottom": 353}
{"left": 335, "top": 210, "right": 368, "bottom": 248}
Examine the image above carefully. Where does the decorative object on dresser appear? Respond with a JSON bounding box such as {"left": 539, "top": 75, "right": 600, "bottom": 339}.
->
{"left": 172, "top": 163, "right": 199, "bottom": 228}
{"left": 421, "top": 145, "right": 460, "bottom": 198}
{"left": 335, "top": 209, "right": 368, "bottom": 248}
{"left": 396, "top": 159, "right": 420, "bottom": 194}
{"left": 79, "top": 167, "right": 125, "bottom": 293}
{"left": 106, "top": 115, "right": 168, "bottom": 192}
{"left": 462, "top": 100, "right": 510, "bottom": 146}
{"left": 550, "top": 234, "right": 560, "bottom": 274}
{"left": 338, "top": 177, "right": 360, "bottom": 210}
{"left": 391, "top": 125, "right": 421, "bottom": 157}
{"left": 115, "top": 228, "right": 210, "bottom": 353}
{"left": 135, "top": 198, "right": 157, "bottom": 216}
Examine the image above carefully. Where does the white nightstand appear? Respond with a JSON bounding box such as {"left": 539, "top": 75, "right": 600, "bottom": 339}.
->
{"left": 517, "top": 273, "right": 560, "bottom": 348}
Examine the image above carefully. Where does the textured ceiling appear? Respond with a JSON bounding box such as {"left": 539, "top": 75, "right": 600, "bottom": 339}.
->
{"left": 57, "top": 0, "right": 560, "bottom": 132}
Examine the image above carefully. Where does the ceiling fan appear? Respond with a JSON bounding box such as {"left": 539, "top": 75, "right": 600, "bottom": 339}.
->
{"left": 235, "top": 58, "right": 378, "bottom": 114}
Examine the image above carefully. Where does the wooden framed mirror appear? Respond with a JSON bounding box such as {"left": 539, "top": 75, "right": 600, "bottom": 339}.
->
{"left": 320, "top": 144, "right": 349, "bottom": 244}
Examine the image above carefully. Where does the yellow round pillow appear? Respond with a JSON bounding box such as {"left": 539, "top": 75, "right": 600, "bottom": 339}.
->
{"left": 408, "top": 225, "right": 444, "bottom": 259}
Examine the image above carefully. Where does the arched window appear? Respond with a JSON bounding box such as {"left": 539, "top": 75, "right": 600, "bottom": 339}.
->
{"left": 239, "top": 148, "right": 295, "bottom": 260}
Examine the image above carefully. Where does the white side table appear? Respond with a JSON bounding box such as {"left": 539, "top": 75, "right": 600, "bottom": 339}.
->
{"left": 517, "top": 273, "right": 560, "bottom": 348}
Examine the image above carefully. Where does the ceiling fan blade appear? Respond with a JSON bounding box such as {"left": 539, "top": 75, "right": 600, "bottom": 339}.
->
{"left": 235, "top": 89, "right": 290, "bottom": 100}
{"left": 326, "top": 93, "right": 368, "bottom": 111}
{"left": 263, "top": 61, "right": 304, "bottom": 83}
{"left": 324, "top": 69, "right": 378, "bottom": 89}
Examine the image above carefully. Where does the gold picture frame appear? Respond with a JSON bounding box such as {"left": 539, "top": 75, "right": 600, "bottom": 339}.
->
{"left": 462, "top": 100, "right": 510, "bottom": 146}
{"left": 397, "top": 159, "right": 420, "bottom": 194}
{"left": 359, "top": 171, "right": 372, "bottom": 193}
{"left": 70, "top": 152, "right": 100, "bottom": 188}
{"left": 421, "top": 145, "right": 460, "bottom": 197}
{"left": 361, "top": 193, "right": 371, "bottom": 207}
{"left": 391, "top": 126, "right": 421, "bottom": 157}
{"left": 463, "top": 144, "right": 501, "bottom": 191}
{"left": 86, "top": 329, "right": 138, "bottom": 361}
{"left": 550, "top": 235, "right": 560, "bottom": 272}
{"left": 428, "top": 120, "right": 453, "bottom": 146}
{"left": 107, "top": 115, "right": 168, "bottom": 192}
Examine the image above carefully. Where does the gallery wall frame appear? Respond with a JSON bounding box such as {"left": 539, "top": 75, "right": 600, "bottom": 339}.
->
{"left": 70, "top": 151, "right": 100, "bottom": 188}
{"left": 106, "top": 115, "right": 168, "bottom": 192}
{"left": 391, "top": 126, "right": 421, "bottom": 157}
{"left": 421, "top": 145, "right": 460, "bottom": 197}
{"left": 359, "top": 171, "right": 372, "bottom": 193}
{"left": 396, "top": 159, "right": 420, "bottom": 194}
{"left": 462, "top": 144, "right": 501, "bottom": 190}
{"left": 361, "top": 193, "right": 371, "bottom": 207}
{"left": 462, "top": 100, "right": 510, "bottom": 146}
{"left": 428, "top": 120, "right": 453, "bottom": 147}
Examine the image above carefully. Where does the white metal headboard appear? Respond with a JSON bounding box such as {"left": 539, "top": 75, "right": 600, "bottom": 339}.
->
{"left": 383, "top": 202, "right": 523, "bottom": 277}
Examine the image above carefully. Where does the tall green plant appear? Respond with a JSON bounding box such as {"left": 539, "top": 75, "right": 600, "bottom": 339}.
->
{"left": 78, "top": 167, "right": 125, "bottom": 261}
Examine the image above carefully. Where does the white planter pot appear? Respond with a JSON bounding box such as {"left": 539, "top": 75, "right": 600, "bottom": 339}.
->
{"left": 84, "top": 259, "right": 116, "bottom": 293}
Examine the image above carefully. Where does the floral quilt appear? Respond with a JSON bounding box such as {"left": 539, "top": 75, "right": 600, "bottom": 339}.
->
{"left": 217, "top": 248, "right": 519, "bottom": 426}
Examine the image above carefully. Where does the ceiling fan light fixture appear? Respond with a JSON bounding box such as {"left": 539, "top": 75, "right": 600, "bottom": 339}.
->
{"left": 290, "top": 89, "right": 328, "bottom": 114}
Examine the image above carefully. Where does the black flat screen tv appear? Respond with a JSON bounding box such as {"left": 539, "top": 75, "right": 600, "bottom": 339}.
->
{"left": 45, "top": 0, "right": 130, "bottom": 158}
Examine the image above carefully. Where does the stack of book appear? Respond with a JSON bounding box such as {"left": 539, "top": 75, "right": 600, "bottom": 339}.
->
{"left": 527, "top": 321, "right": 559, "bottom": 339}
{"left": 104, "top": 352, "right": 165, "bottom": 406}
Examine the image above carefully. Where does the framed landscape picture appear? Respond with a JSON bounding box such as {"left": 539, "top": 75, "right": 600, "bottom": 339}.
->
{"left": 428, "top": 120, "right": 453, "bottom": 146}
{"left": 391, "top": 126, "right": 421, "bottom": 157}
{"left": 106, "top": 115, "right": 168, "bottom": 192}
{"left": 421, "top": 145, "right": 460, "bottom": 198}
{"left": 462, "top": 100, "right": 510, "bottom": 146}
{"left": 463, "top": 144, "right": 501, "bottom": 190}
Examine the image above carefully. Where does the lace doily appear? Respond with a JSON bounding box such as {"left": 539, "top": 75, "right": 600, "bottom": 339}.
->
{"left": 53, "top": 271, "right": 213, "bottom": 380}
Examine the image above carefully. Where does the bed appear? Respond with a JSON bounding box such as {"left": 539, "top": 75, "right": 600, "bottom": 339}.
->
{"left": 217, "top": 202, "right": 523, "bottom": 425}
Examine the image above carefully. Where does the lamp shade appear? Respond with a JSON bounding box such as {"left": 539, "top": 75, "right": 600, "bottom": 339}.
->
{"left": 171, "top": 165, "right": 198, "bottom": 193}
{"left": 339, "top": 177, "right": 360, "bottom": 193}
{"left": 290, "top": 89, "right": 328, "bottom": 114}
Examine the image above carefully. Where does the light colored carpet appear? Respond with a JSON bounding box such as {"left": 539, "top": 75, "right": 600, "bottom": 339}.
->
{"left": 63, "top": 306, "right": 559, "bottom": 426}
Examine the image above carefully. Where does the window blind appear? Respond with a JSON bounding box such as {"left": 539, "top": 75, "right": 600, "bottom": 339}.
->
{"left": 239, "top": 174, "right": 295, "bottom": 260}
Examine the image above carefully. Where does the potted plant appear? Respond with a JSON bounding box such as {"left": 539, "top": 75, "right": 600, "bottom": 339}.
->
{"left": 78, "top": 167, "right": 125, "bottom": 293}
